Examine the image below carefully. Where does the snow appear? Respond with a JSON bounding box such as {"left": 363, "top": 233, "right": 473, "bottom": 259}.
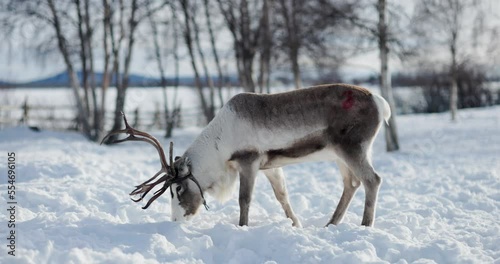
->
{"left": 0, "top": 105, "right": 499, "bottom": 263}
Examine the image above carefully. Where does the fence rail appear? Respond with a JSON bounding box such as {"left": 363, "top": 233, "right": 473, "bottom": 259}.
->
{"left": 0, "top": 101, "right": 205, "bottom": 131}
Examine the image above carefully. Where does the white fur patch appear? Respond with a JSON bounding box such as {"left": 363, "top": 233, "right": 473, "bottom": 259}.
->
{"left": 372, "top": 93, "right": 391, "bottom": 124}
{"left": 170, "top": 187, "right": 187, "bottom": 222}
{"left": 206, "top": 167, "right": 238, "bottom": 203}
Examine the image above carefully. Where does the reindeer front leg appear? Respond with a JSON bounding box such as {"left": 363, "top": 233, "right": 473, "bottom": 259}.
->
{"left": 263, "top": 168, "right": 302, "bottom": 227}
{"left": 238, "top": 162, "right": 259, "bottom": 226}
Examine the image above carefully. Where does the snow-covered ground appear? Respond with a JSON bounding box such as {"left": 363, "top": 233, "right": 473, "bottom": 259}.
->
{"left": 0, "top": 105, "right": 499, "bottom": 263}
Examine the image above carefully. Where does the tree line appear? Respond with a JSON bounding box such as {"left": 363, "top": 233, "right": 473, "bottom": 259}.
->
{"left": 1, "top": 0, "right": 498, "bottom": 152}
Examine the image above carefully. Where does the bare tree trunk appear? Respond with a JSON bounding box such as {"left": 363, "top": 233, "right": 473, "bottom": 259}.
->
{"left": 101, "top": 0, "right": 112, "bottom": 132}
{"left": 450, "top": 69, "right": 458, "bottom": 121}
{"left": 450, "top": 30, "right": 459, "bottom": 121}
{"left": 75, "top": 0, "right": 100, "bottom": 139}
{"left": 240, "top": 51, "right": 256, "bottom": 92}
{"left": 290, "top": 48, "right": 301, "bottom": 89}
{"left": 217, "top": 0, "right": 260, "bottom": 93}
{"left": 203, "top": 0, "right": 225, "bottom": 105}
{"left": 258, "top": 0, "right": 272, "bottom": 93}
{"left": 191, "top": 5, "right": 215, "bottom": 120}
{"left": 279, "top": 0, "right": 302, "bottom": 89}
{"left": 106, "top": 1, "right": 124, "bottom": 142}
{"left": 110, "top": 0, "right": 138, "bottom": 133}
{"left": 168, "top": 9, "right": 181, "bottom": 137}
{"left": 47, "top": 0, "right": 91, "bottom": 138}
{"left": 148, "top": 2, "right": 178, "bottom": 138}
{"left": 240, "top": 0, "right": 256, "bottom": 93}
{"left": 74, "top": 0, "right": 91, "bottom": 116}
{"left": 378, "top": 0, "right": 399, "bottom": 152}
{"left": 234, "top": 44, "right": 247, "bottom": 89}
{"left": 172, "top": 9, "right": 181, "bottom": 109}
{"left": 83, "top": 0, "right": 100, "bottom": 139}
{"left": 105, "top": 0, "right": 139, "bottom": 144}
{"left": 291, "top": 0, "right": 301, "bottom": 89}
{"left": 179, "top": 0, "right": 212, "bottom": 123}
{"left": 121, "top": 4, "right": 137, "bottom": 103}
{"left": 413, "top": 0, "right": 477, "bottom": 121}
{"left": 171, "top": 10, "right": 181, "bottom": 137}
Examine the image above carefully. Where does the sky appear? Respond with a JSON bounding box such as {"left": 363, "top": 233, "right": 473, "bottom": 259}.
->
{"left": 0, "top": 34, "right": 393, "bottom": 83}
{"left": 1, "top": 0, "right": 497, "bottom": 84}
{"left": 0, "top": 0, "right": 406, "bottom": 84}
{"left": 0, "top": 43, "right": 200, "bottom": 83}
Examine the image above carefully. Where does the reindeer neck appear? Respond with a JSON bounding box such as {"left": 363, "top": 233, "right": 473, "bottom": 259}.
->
{"left": 182, "top": 108, "right": 233, "bottom": 187}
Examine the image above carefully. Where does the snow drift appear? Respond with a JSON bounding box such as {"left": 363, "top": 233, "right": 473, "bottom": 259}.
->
{"left": 0, "top": 106, "right": 499, "bottom": 263}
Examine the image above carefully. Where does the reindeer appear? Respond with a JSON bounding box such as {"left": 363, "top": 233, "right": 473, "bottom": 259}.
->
{"left": 103, "top": 84, "right": 390, "bottom": 227}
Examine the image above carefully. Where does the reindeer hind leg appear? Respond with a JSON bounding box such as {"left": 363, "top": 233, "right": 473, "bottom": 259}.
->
{"left": 339, "top": 145, "right": 382, "bottom": 227}
{"left": 326, "top": 161, "right": 361, "bottom": 226}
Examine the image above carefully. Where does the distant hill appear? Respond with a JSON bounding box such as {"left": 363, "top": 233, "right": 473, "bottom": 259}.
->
{"left": 18, "top": 71, "right": 161, "bottom": 88}
{"left": 0, "top": 71, "right": 238, "bottom": 88}
{"left": 0, "top": 81, "right": 12, "bottom": 88}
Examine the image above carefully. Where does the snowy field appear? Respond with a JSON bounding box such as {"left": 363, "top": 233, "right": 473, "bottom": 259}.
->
{"left": 0, "top": 87, "right": 212, "bottom": 129}
{"left": 0, "top": 103, "right": 499, "bottom": 263}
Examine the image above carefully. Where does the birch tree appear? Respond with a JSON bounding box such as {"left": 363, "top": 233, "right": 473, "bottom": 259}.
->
{"left": 179, "top": 0, "right": 214, "bottom": 123}
{"left": 413, "top": 0, "right": 484, "bottom": 122}
{"left": 258, "top": 0, "right": 272, "bottom": 93}
{"left": 216, "top": 0, "right": 263, "bottom": 93}
{"left": 146, "top": 2, "right": 181, "bottom": 138}
{"left": 203, "top": 0, "right": 226, "bottom": 103}
{"left": 106, "top": 0, "right": 170, "bottom": 143}
{"left": 333, "top": 0, "right": 405, "bottom": 152}
{"left": 377, "top": 0, "right": 399, "bottom": 151}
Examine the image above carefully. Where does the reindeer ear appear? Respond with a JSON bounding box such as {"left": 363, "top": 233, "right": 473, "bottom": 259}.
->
{"left": 184, "top": 157, "right": 191, "bottom": 167}
{"left": 175, "top": 156, "right": 191, "bottom": 176}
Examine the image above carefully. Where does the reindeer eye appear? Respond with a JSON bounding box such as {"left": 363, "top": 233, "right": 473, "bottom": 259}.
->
{"left": 176, "top": 185, "right": 183, "bottom": 197}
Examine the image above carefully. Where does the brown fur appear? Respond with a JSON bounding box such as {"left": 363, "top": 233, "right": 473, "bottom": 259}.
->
{"left": 267, "top": 135, "right": 327, "bottom": 159}
{"left": 228, "top": 84, "right": 380, "bottom": 165}
{"left": 224, "top": 84, "right": 384, "bottom": 227}
{"left": 176, "top": 180, "right": 203, "bottom": 217}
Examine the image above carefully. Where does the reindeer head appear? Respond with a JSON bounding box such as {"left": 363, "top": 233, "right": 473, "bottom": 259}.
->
{"left": 169, "top": 156, "right": 206, "bottom": 221}
{"left": 102, "top": 113, "right": 207, "bottom": 222}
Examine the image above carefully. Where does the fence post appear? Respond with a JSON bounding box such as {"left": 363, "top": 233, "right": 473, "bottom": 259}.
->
{"left": 133, "top": 108, "right": 140, "bottom": 128}
{"left": 150, "top": 102, "right": 161, "bottom": 129}
{"left": 19, "top": 97, "right": 29, "bottom": 125}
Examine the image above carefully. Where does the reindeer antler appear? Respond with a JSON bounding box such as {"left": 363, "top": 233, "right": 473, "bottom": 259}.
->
{"left": 101, "top": 112, "right": 175, "bottom": 209}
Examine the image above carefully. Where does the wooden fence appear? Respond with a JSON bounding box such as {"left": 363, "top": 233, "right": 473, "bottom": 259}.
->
{"left": 0, "top": 100, "right": 205, "bottom": 131}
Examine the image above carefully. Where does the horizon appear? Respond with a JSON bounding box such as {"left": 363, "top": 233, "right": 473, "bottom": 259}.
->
{"left": 0, "top": 49, "right": 385, "bottom": 84}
